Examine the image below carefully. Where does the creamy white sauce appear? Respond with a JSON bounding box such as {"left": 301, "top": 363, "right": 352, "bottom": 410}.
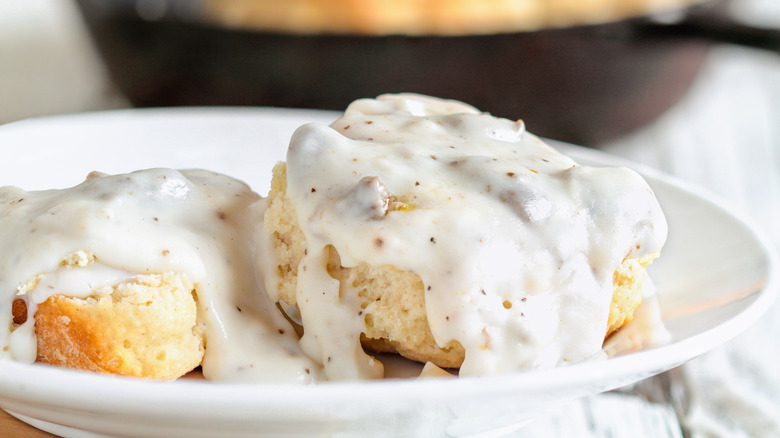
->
{"left": 282, "top": 94, "right": 667, "bottom": 378}
{"left": 0, "top": 169, "right": 320, "bottom": 383}
{"left": 0, "top": 94, "right": 667, "bottom": 383}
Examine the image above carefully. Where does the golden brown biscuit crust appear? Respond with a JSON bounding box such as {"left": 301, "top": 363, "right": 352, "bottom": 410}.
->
{"left": 265, "top": 162, "right": 655, "bottom": 369}
{"left": 15, "top": 272, "right": 204, "bottom": 380}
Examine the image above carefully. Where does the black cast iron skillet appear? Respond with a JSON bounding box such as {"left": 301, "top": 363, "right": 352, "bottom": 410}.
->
{"left": 75, "top": 0, "right": 778, "bottom": 145}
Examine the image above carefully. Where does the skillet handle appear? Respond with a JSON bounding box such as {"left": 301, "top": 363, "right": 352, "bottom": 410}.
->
{"left": 639, "top": 0, "right": 780, "bottom": 53}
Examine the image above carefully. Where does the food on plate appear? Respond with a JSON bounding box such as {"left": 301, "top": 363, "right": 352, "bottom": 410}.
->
{"left": 257, "top": 93, "right": 667, "bottom": 380}
{"left": 205, "top": 0, "right": 706, "bottom": 35}
{"left": 1, "top": 169, "right": 318, "bottom": 382}
{"left": 1, "top": 94, "right": 667, "bottom": 383}
{"left": 14, "top": 270, "right": 203, "bottom": 380}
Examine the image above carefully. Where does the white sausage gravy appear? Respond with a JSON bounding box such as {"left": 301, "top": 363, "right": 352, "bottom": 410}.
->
{"left": 275, "top": 94, "right": 667, "bottom": 379}
{"left": 0, "top": 169, "right": 319, "bottom": 383}
{"left": 1, "top": 94, "right": 667, "bottom": 382}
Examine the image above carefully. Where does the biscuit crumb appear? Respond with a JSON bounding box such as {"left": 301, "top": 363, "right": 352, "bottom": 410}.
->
{"left": 61, "top": 250, "right": 96, "bottom": 268}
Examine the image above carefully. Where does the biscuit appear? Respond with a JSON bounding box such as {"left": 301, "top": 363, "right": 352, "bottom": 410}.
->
{"left": 13, "top": 271, "right": 203, "bottom": 380}
{"left": 265, "top": 162, "right": 656, "bottom": 369}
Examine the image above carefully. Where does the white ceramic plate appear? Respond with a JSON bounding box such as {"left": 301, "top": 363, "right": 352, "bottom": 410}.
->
{"left": 0, "top": 108, "right": 777, "bottom": 438}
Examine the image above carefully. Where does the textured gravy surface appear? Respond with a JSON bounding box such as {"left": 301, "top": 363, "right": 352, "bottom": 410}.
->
{"left": 280, "top": 94, "right": 667, "bottom": 378}
{"left": 0, "top": 169, "right": 319, "bottom": 382}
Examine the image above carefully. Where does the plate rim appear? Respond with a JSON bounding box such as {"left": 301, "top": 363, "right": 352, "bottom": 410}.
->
{"left": 0, "top": 107, "right": 777, "bottom": 425}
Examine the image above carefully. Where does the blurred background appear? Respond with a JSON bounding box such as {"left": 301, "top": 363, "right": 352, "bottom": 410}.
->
{"left": 1, "top": 0, "right": 779, "bottom": 436}
{"left": 1, "top": 0, "right": 777, "bottom": 145}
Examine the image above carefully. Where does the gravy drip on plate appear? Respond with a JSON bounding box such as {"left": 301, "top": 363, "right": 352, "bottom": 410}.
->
{"left": 283, "top": 94, "right": 668, "bottom": 378}
{"left": 0, "top": 169, "right": 319, "bottom": 383}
